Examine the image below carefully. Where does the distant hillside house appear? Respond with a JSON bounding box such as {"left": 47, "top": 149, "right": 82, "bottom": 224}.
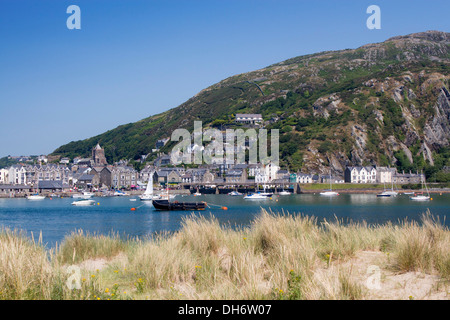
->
{"left": 235, "top": 114, "right": 263, "bottom": 124}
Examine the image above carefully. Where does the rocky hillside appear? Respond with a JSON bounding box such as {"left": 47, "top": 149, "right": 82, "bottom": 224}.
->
{"left": 52, "top": 31, "right": 450, "bottom": 179}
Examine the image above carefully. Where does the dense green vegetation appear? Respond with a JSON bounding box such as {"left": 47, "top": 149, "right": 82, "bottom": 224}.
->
{"left": 50, "top": 32, "right": 450, "bottom": 181}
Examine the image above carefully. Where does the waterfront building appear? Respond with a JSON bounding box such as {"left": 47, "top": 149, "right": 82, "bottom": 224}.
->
{"left": 8, "top": 165, "right": 27, "bottom": 185}
{"left": 376, "top": 167, "right": 394, "bottom": 184}
{"left": 90, "top": 166, "right": 112, "bottom": 188}
{"left": 297, "top": 173, "right": 313, "bottom": 184}
{"left": 392, "top": 170, "right": 424, "bottom": 184}
{"left": 344, "top": 166, "right": 377, "bottom": 183}
{"left": 111, "top": 166, "right": 138, "bottom": 189}
{"left": 0, "top": 169, "right": 9, "bottom": 184}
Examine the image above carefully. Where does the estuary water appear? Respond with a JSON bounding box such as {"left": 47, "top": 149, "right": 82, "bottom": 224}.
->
{"left": 0, "top": 193, "right": 448, "bottom": 248}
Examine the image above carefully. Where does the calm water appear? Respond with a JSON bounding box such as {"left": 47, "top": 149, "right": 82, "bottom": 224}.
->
{"left": 0, "top": 193, "right": 448, "bottom": 248}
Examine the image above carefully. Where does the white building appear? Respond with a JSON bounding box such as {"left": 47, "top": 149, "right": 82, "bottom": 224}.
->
{"left": 0, "top": 169, "right": 9, "bottom": 184}
{"left": 345, "top": 166, "right": 377, "bottom": 183}
{"left": 297, "top": 173, "right": 313, "bottom": 184}
{"left": 376, "top": 167, "right": 394, "bottom": 184}
{"left": 8, "top": 165, "right": 27, "bottom": 185}
{"left": 235, "top": 114, "right": 263, "bottom": 125}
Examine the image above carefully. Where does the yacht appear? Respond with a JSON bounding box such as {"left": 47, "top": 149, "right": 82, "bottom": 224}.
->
{"left": 410, "top": 172, "right": 431, "bottom": 201}
{"left": 27, "top": 194, "right": 45, "bottom": 200}
{"left": 139, "top": 175, "right": 159, "bottom": 201}
{"left": 278, "top": 190, "right": 291, "bottom": 195}
{"left": 243, "top": 192, "right": 270, "bottom": 200}
{"left": 72, "top": 199, "right": 95, "bottom": 206}
{"left": 320, "top": 169, "right": 339, "bottom": 196}
{"left": 228, "top": 191, "right": 243, "bottom": 196}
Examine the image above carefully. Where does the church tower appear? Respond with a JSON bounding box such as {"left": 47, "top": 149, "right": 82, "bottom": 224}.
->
{"left": 92, "top": 143, "right": 108, "bottom": 166}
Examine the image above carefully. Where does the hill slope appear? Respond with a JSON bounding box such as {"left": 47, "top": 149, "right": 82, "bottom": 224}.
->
{"left": 52, "top": 31, "right": 450, "bottom": 178}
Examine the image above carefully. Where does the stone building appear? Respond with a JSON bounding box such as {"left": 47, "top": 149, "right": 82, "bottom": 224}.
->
{"left": 92, "top": 143, "right": 108, "bottom": 166}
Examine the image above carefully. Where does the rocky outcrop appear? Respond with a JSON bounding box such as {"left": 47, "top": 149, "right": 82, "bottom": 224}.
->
{"left": 424, "top": 87, "right": 450, "bottom": 149}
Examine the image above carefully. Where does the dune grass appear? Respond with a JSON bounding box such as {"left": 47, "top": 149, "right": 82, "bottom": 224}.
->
{"left": 0, "top": 209, "right": 448, "bottom": 300}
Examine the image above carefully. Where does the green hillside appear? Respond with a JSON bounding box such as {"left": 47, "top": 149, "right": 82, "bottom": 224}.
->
{"left": 52, "top": 31, "right": 450, "bottom": 180}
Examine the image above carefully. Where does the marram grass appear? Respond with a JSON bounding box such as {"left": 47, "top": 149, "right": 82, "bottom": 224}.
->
{"left": 0, "top": 209, "right": 448, "bottom": 300}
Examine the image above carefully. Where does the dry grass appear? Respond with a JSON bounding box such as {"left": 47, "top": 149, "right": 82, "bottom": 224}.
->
{"left": 0, "top": 209, "right": 448, "bottom": 300}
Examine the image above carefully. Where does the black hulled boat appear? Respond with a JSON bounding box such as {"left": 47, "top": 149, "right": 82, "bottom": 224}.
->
{"left": 152, "top": 199, "right": 207, "bottom": 211}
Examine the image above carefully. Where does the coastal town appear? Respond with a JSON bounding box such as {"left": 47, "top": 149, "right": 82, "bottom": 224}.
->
{"left": 0, "top": 136, "right": 425, "bottom": 198}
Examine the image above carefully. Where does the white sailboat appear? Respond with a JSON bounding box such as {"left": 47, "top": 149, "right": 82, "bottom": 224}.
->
{"left": 278, "top": 189, "right": 292, "bottom": 195}
{"left": 410, "top": 173, "right": 431, "bottom": 201}
{"left": 320, "top": 169, "right": 339, "bottom": 196}
{"left": 139, "top": 174, "right": 159, "bottom": 201}
{"left": 72, "top": 199, "right": 95, "bottom": 206}
{"left": 27, "top": 193, "right": 45, "bottom": 200}
{"left": 27, "top": 185, "right": 45, "bottom": 200}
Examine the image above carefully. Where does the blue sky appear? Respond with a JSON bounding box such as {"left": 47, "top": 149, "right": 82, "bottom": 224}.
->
{"left": 0, "top": 0, "right": 448, "bottom": 157}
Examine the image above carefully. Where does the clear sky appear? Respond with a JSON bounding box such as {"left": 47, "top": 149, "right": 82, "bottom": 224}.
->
{"left": 0, "top": 0, "right": 448, "bottom": 157}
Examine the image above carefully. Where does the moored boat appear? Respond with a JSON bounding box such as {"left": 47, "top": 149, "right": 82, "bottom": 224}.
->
{"left": 243, "top": 192, "right": 270, "bottom": 200}
{"left": 320, "top": 169, "right": 339, "bottom": 196}
{"left": 410, "top": 194, "right": 431, "bottom": 201}
{"left": 152, "top": 199, "right": 206, "bottom": 211}
{"left": 228, "top": 191, "right": 243, "bottom": 196}
{"left": 319, "top": 190, "right": 339, "bottom": 196}
{"left": 410, "top": 171, "right": 431, "bottom": 202}
{"left": 71, "top": 199, "right": 95, "bottom": 206}
{"left": 27, "top": 194, "right": 45, "bottom": 200}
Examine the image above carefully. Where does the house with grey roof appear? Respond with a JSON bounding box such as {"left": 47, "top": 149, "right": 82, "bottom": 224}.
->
{"left": 344, "top": 166, "right": 377, "bottom": 183}
{"left": 235, "top": 114, "right": 263, "bottom": 125}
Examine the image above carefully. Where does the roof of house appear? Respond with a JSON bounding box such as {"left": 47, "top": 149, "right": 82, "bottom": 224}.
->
{"left": 78, "top": 174, "right": 94, "bottom": 181}
{"left": 235, "top": 114, "right": 263, "bottom": 119}
{"left": 38, "top": 180, "right": 68, "bottom": 189}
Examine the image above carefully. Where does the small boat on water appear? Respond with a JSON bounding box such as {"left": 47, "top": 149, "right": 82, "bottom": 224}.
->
{"left": 320, "top": 169, "right": 339, "bottom": 196}
{"left": 410, "top": 171, "right": 431, "bottom": 201}
{"left": 193, "top": 191, "right": 202, "bottom": 196}
{"left": 152, "top": 199, "right": 206, "bottom": 211}
{"left": 139, "top": 175, "right": 160, "bottom": 201}
{"left": 114, "top": 190, "right": 129, "bottom": 196}
{"left": 410, "top": 194, "right": 431, "bottom": 201}
{"left": 244, "top": 192, "right": 270, "bottom": 200}
{"left": 377, "top": 182, "right": 398, "bottom": 197}
{"left": 72, "top": 199, "right": 95, "bottom": 206}
{"left": 278, "top": 190, "right": 291, "bottom": 195}
{"left": 319, "top": 190, "right": 339, "bottom": 196}
{"left": 228, "top": 191, "right": 243, "bottom": 196}
{"left": 27, "top": 194, "right": 45, "bottom": 200}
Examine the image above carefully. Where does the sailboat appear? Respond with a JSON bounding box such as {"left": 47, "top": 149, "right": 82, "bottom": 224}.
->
{"left": 27, "top": 185, "right": 45, "bottom": 200}
{"left": 278, "top": 189, "right": 292, "bottom": 195}
{"left": 27, "top": 193, "right": 45, "bottom": 200}
{"left": 152, "top": 183, "right": 205, "bottom": 210}
{"left": 320, "top": 170, "right": 339, "bottom": 196}
{"left": 139, "top": 174, "right": 160, "bottom": 201}
{"left": 377, "top": 181, "right": 397, "bottom": 197}
{"left": 410, "top": 172, "right": 431, "bottom": 201}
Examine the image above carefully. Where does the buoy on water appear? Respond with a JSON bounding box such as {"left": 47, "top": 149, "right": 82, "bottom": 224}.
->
{"left": 131, "top": 207, "right": 136, "bottom": 211}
